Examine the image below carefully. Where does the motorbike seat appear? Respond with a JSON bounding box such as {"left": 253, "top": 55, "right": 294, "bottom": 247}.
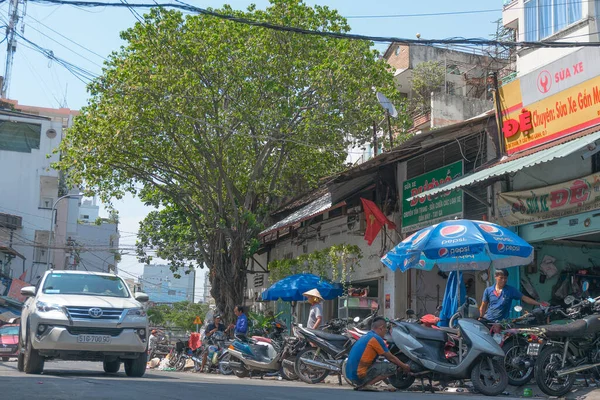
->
{"left": 306, "top": 328, "right": 349, "bottom": 344}
{"left": 541, "top": 317, "right": 598, "bottom": 338}
{"left": 402, "top": 322, "right": 447, "bottom": 342}
{"left": 438, "top": 326, "right": 459, "bottom": 335}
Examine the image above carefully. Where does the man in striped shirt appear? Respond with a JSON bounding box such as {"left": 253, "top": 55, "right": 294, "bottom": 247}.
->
{"left": 345, "top": 317, "right": 411, "bottom": 391}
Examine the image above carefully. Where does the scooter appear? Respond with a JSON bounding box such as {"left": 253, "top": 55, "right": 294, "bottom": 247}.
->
{"left": 224, "top": 323, "right": 303, "bottom": 380}
{"left": 388, "top": 307, "right": 509, "bottom": 396}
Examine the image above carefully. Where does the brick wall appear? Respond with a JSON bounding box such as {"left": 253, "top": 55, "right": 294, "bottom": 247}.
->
{"left": 385, "top": 44, "right": 410, "bottom": 71}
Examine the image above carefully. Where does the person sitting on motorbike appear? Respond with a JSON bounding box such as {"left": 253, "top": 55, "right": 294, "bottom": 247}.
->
{"left": 346, "top": 317, "right": 411, "bottom": 392}
{"left": 200, "top": 315, "right": 226, "bottom": 372}
{"left": 479, "top": 269, "right": 549, "bottom": 323}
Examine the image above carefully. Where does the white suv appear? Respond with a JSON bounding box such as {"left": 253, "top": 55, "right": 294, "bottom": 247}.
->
{"left": 18, "top": 270, "right": 149, "bottom": 377}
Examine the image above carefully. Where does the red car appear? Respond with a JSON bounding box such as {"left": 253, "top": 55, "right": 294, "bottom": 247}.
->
{"left": 0, "top": 324, "right": 19, "bottom": 361}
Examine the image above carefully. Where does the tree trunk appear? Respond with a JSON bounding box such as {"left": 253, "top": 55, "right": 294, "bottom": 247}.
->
{"left": 209, "top": 233, "right": 246, "bottom": 326}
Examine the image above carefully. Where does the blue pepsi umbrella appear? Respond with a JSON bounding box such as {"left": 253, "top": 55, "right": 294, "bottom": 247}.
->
{"left": 261, "top": 273, "right": 343, "bottom": 302}
{"left": 381, "top": 219, "right": 533, "bottom": 272}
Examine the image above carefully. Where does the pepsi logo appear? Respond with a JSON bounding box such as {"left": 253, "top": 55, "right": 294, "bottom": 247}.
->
{"left": 497, "top": 243, "right": 505, "bottom": 252}
{"left": 403, "top": 258, "right": 409, "bottom": 267}
{"left": 438, "top": 248, "right": 449, "bottom": 257}
{"left": 479, "top": 224, "right": 503, "bottom": 236}
{"left": 402, "top": 232, "right": 417, "bottom": 243}
{"left": 418, "top": 260, "right": 426, "bottom": 268}
{"left": 440, "top": 225, "right": 467, "bottom": 238}
{"left": 413, "top": 230, "right": 430, "bottom": 245}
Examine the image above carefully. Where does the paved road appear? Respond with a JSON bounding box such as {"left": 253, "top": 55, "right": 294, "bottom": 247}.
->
{"left": 0, "top": 359, "right": 597, "bottom": 400}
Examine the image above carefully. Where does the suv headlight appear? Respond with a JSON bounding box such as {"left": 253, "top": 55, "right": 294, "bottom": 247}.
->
{"left": 36, "top": 301, "right": 64, "bottom": 313}
{"left": 126, "top": 308, "right": 147, "bottom": 317}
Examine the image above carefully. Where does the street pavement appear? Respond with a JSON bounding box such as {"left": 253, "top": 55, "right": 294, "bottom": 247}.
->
{"left": 1, "top": 359, "right": 599, "bottom": 400}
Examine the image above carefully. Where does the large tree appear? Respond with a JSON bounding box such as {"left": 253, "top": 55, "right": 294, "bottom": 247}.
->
{"left": 57, "top": 0, "right": 406, "bottom": 322}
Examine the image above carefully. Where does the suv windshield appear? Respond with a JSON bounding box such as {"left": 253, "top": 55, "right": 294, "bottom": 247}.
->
{"left": 42, "top": 273, "right": 130, "bottom": 298}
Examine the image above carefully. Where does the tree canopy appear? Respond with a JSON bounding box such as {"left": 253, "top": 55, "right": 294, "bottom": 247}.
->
{"left": 56, "top": 0, "right": 408, "bottom": 320}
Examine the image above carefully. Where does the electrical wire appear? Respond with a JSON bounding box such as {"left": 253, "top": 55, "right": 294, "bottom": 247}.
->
{"left": 23, "top": 0, "right": 600, "bottom": 49}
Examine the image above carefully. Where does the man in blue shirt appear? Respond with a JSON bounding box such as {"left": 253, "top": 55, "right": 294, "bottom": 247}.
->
{"left": 233, "top": 305, "right": 248, "bottom": 337}
{"left": 346, "top": 317, "right": 410, "bottom": 392}
{"left": 479, "top": 269, "right": 548, "bottom": 322}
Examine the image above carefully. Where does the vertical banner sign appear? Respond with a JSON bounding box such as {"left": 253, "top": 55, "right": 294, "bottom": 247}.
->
{"left": 402, "top": 161, "right": 464, "bottom": 233}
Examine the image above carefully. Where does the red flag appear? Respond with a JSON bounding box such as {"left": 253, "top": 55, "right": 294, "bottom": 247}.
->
{"left": 18, "top": 271, "right": 26, "bottom": 281}
{"left": 361, "top": 198, "right": 396, "bottom": 246}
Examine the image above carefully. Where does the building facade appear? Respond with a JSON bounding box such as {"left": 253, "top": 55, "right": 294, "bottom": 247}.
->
{"left": 142, "top": 264, "right": 195, "bottom": 304}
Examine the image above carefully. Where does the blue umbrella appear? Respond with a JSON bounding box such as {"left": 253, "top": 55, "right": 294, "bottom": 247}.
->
{"left": 261, "top": 273, "right": 343, "bottom": 302}
{"left": 438, "top": 271, "right": 466, "bottom": 327}
{"left": 381, "top": 219, "right": 533, "bottom": 272}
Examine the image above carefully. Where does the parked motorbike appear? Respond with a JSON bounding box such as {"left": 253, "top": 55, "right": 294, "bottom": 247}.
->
{"left": 529, "top": 294, "right": 600, "bottom": 397}
{"left": 224, "top": 321, "right": 303, "bottom": 380}
{"left": 388, "top": 304, "right": 508, "bottom": 396}
{"left": 294, "top": 317, "right": 360, "bottom": 385}
{"left": 196, "top": 331, "right": 232, "bottom": 375}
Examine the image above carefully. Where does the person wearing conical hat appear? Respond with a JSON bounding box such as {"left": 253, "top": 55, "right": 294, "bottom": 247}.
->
{"left": 303, "top": 288, "right": 324, "bottom": 329}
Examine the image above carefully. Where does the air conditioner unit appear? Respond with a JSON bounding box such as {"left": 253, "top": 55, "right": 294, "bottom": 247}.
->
{"left": 347, "top": 213, "right": 366, "bottom": 235}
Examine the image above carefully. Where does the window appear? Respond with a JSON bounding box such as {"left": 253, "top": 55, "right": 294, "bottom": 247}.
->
{"left": 525, "top": 0, "right": 582, "bottom": 41}
{"left": 0, "top": 121, "right": 41, "bottom": 153}
{"left": 39, "top": 176, "right": 58, "bottom": 209}
{"left": 42, "top": 273, "right": 130, "bottom": 298}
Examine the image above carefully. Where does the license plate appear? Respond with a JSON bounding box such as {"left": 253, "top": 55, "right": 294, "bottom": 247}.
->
{"left": 0, "top": 348, "right": 14, "bottom": 352}
{"left": 77, "top": 335, "right": 111, "bottom": 344}
{"left": 527, "top": 343, "right": 541, "bottom": 356}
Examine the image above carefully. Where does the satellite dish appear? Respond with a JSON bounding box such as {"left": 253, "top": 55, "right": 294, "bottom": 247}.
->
{"left": 376, "top": 92, "right": 398, "bottom": 118}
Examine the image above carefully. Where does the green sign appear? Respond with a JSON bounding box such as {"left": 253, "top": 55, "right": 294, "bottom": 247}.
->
{"left": 402, "top": 161, "right": 464, "bottom": 233}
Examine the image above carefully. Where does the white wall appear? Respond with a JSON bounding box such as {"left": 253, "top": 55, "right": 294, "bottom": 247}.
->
{"left": 0, "top": 114, "right": 63, "bottom": 282}
{"left": 72, "top": 222, "right": 119, "bottom": 273}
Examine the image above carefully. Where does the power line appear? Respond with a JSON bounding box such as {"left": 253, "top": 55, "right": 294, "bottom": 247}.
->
{"left": 23, "top": 0, "right": 600, "bottom": 48}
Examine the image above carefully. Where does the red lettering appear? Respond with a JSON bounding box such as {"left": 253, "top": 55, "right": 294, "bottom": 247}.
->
{"left": 519, "top": 110, "right": 533, "bottom": 131}
{"left": 550, "top": 189, "right": 569, "bottom": 208}
{"left": 573, "top": 62, "right": 583, "bottom": 74}
{"left": 410, "top": 188, "right": 421, "bottom": 206}
{"left": 569, "top": 179, "right": 591, "bottom": 205}
{"left": 503, "top": 119, "right": 519, "bottom": 138}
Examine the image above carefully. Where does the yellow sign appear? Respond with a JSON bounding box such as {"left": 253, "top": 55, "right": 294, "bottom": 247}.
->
{"left": 500, "top": 75, "right": 600, "bottom": 154}
{"left": 193, "top": 316, "right": 202, "bottom": 325}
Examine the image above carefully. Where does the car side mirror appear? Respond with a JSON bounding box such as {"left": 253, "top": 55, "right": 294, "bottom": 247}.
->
{"left": 135, "top": 292, "right": 149, "bottom": 303}
{"left": 21, "top": 286, "right": 36, "bottom": 297}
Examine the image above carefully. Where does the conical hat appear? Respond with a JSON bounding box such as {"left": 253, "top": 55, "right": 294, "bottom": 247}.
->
{"left": 302, "top": 288, "right": 324, "bottom": 301}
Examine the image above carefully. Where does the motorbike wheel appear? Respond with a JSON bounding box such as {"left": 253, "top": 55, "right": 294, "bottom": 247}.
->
{"left": 534, "top": 346, "right": 576, "bottom": 397}
{"left": 470, "top": 356, "right": 508, "bottom": 396}
{"left": 279, "top": 356, "right": 298, "bottom": 381}
{"left": 218, "top": 353, "right": 233, "bottom": 376}
{"left": 386, "top": 354, "right": 415, "bottom": 390}
{"left": 340, "top": 358, "right": 353, "bottom": 386}
{"left": 294, "top": 348, "right": 330, "bottom": 384}
{"left": 232, "top": 364, "right": 250, "bottom": 378}
{"left": 175, "top": 356, "right": 187, "bottom": 371}
{"left": 503, "top": 340, "right": 534, "bottom": 386}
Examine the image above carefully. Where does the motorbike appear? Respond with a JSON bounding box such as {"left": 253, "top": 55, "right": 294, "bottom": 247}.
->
{"left": 294, "top": 317, "right": 361, "bottom": 385}
{"left": 196, "top": 331, "right": 233, "bottom": 375}
{"left": 224, "top": 321, "right": 303, "bottom": 380}
{"left": 388, "top": 304, "right": 509, "bottom": 396}
{"left": 149, "top": 335, "right": 172, "bottom": 360}
{"left": 527, "top": 294, "right": 600, "bottom": 397}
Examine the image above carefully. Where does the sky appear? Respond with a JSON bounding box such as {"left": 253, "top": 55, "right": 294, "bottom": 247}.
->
{"left": 0, "top": 0, "right": 505, "bottom": 299}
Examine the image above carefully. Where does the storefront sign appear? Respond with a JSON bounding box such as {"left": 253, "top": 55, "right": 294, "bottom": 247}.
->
{"left": 499, "top": 49, "right": 600, "bottom": 155}
{"left": 497, "top": 171, "right": 600, "bottom": 226}
{"left": 402, "top": 161, "right": 463, "bottom": 233}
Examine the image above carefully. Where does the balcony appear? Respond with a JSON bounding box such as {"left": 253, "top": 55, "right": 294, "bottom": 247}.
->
{"left": 502, "top": 0, "right": 519, "bottom": 30}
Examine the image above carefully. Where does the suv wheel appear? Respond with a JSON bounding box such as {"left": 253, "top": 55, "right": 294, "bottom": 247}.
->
{"left": 17, "top": 326, "right": 24, "bottom": 372}
{"left": 124, "top": 352, "right": 147, "bottom": 377}
{"left": 23, "top": 326, "right": 44, "bottom": 374}
{"left": 103, "top": 359, "right": 121, "bottom": 373}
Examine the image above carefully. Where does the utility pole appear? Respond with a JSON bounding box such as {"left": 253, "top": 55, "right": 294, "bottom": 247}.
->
{"left": 2, "top": 0, "right": 27, "bottom": 98}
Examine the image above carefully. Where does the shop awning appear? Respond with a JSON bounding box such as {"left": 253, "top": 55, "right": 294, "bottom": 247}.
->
{"left": 260, "top": 193, "right": 345, "bottom": 236}
{"left": 408, "top": 129, "right": 600, "bottom": 202}
{"left": 0, "top": 245, "right": 25, "bottom": 260}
